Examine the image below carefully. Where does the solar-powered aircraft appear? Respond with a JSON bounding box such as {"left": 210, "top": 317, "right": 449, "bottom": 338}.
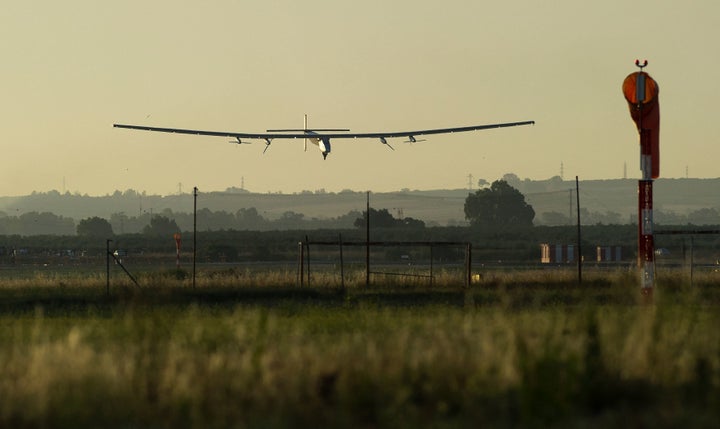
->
{"left": 113, "top": 117, "right": 534, "bottom": 160}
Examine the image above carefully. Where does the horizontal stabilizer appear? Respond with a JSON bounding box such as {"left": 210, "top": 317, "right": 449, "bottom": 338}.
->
{"left": 267, "top": 128, "right": 350, "bottom": 132}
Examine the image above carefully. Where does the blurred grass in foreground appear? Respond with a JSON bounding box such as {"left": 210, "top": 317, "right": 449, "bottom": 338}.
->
{"left": 0, "top": 268, "right": 718, "bottom": 428}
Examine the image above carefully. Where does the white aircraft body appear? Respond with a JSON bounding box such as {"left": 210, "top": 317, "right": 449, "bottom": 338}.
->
{"left": 113, "top": 118, "right": 534, "bottom": 159}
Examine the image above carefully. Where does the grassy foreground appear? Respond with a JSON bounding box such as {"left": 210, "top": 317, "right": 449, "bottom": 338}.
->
{"left": 0, "top": 269, "right": 719, "bottom": 428}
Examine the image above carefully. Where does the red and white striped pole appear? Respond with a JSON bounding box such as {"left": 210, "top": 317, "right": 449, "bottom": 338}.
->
{"left": 638, "top": 178, "right": 654, "bottom": 294}
{"left": 638, "top": 71, "right": 654, "bottom": 295}
{"left": 623, "top": 60, "right": 660, "bottom": 299}
{"left": 174, "top": 233, "right": 182, "bottom": 269}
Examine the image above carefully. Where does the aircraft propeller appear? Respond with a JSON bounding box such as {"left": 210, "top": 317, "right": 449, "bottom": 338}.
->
{"left": 231, "top": 137, "right": 252, "bottom": 145}
{"left": 404, "top": 135, "right": 426, "bottom": 144}
{"left": 379, "top": 137, "right": 395, "bottom": 151}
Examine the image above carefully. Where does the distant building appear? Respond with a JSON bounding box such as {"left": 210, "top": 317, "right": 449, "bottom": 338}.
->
{"left": 596, "top": 246, "right": 623, "bottom": 262}
{"left": 540, "top": 244, "right": 576, "bottom": 263}
{"left": 541, "top": 243, "right": 624, "bottom": 263}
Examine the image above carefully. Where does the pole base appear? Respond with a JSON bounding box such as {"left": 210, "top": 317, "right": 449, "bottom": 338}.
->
{"left": 640, "top": 287, "right": 654, "bottom": 304}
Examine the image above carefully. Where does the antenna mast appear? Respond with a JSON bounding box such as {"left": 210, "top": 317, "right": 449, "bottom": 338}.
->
{"left": 304, "top": 114, "right": 308, "bottom": 152}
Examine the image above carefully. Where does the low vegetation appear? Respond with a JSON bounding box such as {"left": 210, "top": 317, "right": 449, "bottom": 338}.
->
{"left": 0, "top": 268, "right": 718, "bottom": 427}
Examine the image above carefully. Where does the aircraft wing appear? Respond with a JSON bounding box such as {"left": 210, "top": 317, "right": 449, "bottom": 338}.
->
{"left": 113, "top": 120, "right": 534, "bottom": 141}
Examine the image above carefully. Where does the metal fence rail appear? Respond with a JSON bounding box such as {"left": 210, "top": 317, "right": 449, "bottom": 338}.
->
{"left": 298, "top": 237, "right": 472, "bottom": 288}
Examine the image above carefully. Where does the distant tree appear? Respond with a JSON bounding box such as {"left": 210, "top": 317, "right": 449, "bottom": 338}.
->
{"left": 277, "top": 211, "right": 305, "bottom": 229}
{"left": 224, "top": 187, "right": 249, "bottom": 194}
{"left": 280, "top": 211, "right": 305, "bottom": 222}
{"left": 655, "top": 210, "right": 686, "bottom": 225}
{"left": 77, "top": 216, "right": 114, "bottom": 237}
{"left": 501, "top": 173, "right": 521, "bottom": 187}
{"left": 464, "top": 180, "right": 535, "bottom": 228}
{"left": 353, "top": 208, "right": 425, "bottom": 229}
{"left": 143, "top": 215, "right": 180, "bottom": 236}
{"left": 354, "top": 208, "right": 397, "bottom": 228}
{"left": 109, "top": 212, "right": 129, "bottom": 235}
{"left": 15, "top": 211, "right": 76, "bottom": 236}
{"left": 539, "top": 211, "right": 570, "bottom": 226}
{"left": 236, "top": 207, "right": 266, "bottom": 230}
{"left": 687, "top": 208, "right": 720, "bottom": 225}
{"left": 109, "top": 212, "right": 149, "bottom": 234}
{"left": 196, "top": 208, "right": 235, "bottom": 231}
{"left": 548, "top": 175, "right": 564, "bottom": 184}
{"left": 399, "top": 216, "right": 425, "bottom": 229}
{"left": 597, "top": 211, "right": 623, "bottom": 225}
{"left": 335, "top": 210, "right": 363, "bottom": 228}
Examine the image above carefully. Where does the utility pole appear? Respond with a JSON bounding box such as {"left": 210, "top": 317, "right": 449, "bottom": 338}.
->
{"left": 193, "top": 186, "right": 198, "bottom": 289}
{"left": 576, "top": 176, "right": 582, "bottom": 284}
{"left": 366, "top": 191, "right": 370, "bottom": 287}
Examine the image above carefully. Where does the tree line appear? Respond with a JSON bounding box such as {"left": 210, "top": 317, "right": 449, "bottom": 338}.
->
{"left": 2, "top": 179, "right": 719, "bottom": 265}
{"left": 2, "top": 180, "right": 718, "bottom": 238}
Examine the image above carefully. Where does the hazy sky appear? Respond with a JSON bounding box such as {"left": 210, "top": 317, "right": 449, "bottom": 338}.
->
{"left": 2, "top": 0, "right": 718, "bottom": 196}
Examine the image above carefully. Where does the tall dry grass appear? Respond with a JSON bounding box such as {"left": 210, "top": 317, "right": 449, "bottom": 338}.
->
{"left": 0, "top": 280, "right": 718, "bottom": 427}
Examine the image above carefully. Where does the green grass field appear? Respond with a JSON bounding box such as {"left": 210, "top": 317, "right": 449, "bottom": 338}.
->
{"left": 0, "top": 268, "right": 718, "bottom": 428}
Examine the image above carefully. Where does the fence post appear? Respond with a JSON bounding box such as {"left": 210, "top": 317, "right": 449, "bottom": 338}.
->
{"left": 690, "top": 235, "right": 694, "bottom": 287}
{"left": 339, "top": 234, "right": 345, "bottom": 290}
{"left": 366, "top": 191, "right": 370, "bottom": 287}
{"left": 465, "top": 243, "right": 472, "bottom": 288}
{"left": 429, "top": 244, "right": 434, "bottom": 287}
{"left": 298, "top": 241, "right": 304, "bottom": 287}
{"left": 305, "top": 235, "right": 311, "bottom": 287}
{"left": 106, "top": 239, "right": 111, "bottom": 296}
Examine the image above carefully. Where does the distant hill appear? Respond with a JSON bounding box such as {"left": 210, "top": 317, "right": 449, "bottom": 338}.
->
{"left": 1, "top": 177, "right": 719, "bottom": 227}
{"left": 515, "top": 177, "right": 720, "bottom": 225}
